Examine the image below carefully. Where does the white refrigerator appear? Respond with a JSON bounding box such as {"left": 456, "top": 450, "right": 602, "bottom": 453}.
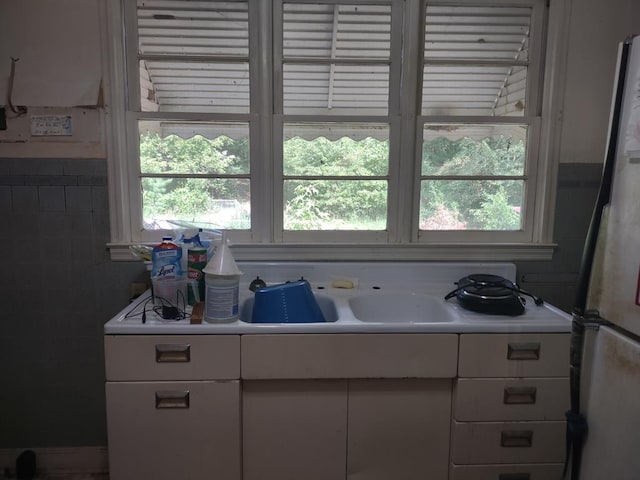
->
{"left": 569, "top": 34, "right": 640, "bottom": 480}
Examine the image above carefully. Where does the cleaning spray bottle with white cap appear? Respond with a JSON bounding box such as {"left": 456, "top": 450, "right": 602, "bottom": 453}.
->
{"left": 202, "top": 231, "right": 242, "bottom": 323}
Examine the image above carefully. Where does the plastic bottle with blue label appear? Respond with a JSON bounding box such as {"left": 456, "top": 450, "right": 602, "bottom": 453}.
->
{"left": 151, "top": 237, "right": 185, "bottom": 308}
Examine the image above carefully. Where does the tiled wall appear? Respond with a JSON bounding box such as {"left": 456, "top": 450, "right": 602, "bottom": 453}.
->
{"left": 0, "top": 158, "right": 147, "bottom": 447}
{"left": 516, "top": 163, "right": 603, "bottom": 313}
{"left": 0, "top": 159, "right": 600, "bottom": 448}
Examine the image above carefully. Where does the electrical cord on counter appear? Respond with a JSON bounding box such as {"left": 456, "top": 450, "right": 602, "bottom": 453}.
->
{"left": 124, "top": 294, "right": 189, "bottom": 323}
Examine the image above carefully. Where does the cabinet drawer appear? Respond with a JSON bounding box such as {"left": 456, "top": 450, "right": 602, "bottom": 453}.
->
{"left": 451, "top": 420, "right": 565, "bottom": 464}
{"left": 451, "top": 463, "right": 564, "bottom": 480}
{"left": 106, "top": 380, "right": 241, "bottom": 480}
{"left": 458, "top": 334, "right": 570, "bottom": 378}
{"left": 105, "top": 335, "right": 240, "bottom": 381}
{"left": 454, "top": 378, "right": 569, "bottom": 421}
{"left": 242, "top": 334, "right": 458, "bottom": 379}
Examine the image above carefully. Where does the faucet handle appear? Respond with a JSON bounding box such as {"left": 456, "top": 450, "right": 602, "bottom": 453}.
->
{"left": 249, "top": 276, "right": 267, "bottom": 292}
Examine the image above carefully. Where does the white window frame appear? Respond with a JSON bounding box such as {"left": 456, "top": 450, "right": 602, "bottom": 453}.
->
{"left": 102, "top": 0, "right": 571, "bottom": 261}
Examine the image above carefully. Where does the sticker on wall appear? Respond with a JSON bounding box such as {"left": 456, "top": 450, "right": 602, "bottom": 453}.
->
{"left": 30, "top": 115, "right": 72, "bottom": 136}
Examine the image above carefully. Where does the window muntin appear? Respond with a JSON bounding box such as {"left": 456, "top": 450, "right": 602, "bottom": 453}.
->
{"left": 282, "top": 122, "right": 389, "bottom": 231}
{"left": 113, "top": 0, "right": 551, "bottom": 252}
{"left": 418, "top": 2, "right": 538, "bottom": 235}
{"left": 139, "top": 120, "right": 250, "bottom": 231}
{"left": 282, "top": 3, "right": 392, "bottom": 116}
{"left": 422, "top": 4, "right": 531, "bottom": 117}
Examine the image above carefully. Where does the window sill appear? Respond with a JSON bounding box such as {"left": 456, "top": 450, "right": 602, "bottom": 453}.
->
{"left": 108, "top": 242, "right": 556, "bottom": 262}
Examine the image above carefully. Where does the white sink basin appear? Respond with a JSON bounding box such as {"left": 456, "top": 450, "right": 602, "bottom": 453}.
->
{"left": 348, "top": 292, "right": 456, "bottom": 323}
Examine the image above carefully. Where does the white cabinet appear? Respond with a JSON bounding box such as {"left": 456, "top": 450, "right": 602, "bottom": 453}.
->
{"left": 104, "top": 331, "right": 571, "bottom": 480}
{"left": 451, "top": 333, "right": 570, "bottom": 480}
{"left": 347, "top": 379, "right": 452, "bottom": 480}
{"left": 105, "top": 335, "right": 242, "bottom": 480}
{"left": 242, "top": 379, "right": 453, "bottom": 480}
{"left": 242, "top": 380, "right": 348, "bottom": 480}
{"left": 241, "top": 334, "right": 458, "bottom": 480}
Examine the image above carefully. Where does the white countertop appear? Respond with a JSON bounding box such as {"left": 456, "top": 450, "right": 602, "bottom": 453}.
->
{"left": 104, "top": 262, "right": 571, "bottom": 335}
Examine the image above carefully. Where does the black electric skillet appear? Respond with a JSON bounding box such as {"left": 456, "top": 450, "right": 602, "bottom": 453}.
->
{"left": 444, "top": 273, "right": 543, "bottom": 316}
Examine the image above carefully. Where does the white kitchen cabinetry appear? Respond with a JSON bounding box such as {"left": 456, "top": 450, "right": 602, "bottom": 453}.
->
{"left": 105, "top": 335, "right": 242, "bottom": 480}
{"left": 450, "top": 333, "right": 570, "bottom": 480}
{"left": 241, "top": 334, "right": 457, "bottom": 480}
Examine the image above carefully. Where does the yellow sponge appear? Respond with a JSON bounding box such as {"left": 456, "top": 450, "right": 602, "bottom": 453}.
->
{"left": 331, "top": 279, "right": 355, "bottom": 289}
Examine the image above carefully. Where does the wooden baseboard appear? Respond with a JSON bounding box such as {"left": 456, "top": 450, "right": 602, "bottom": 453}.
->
{"left": 0, "top": 447, "right": 108, "bottom": 475}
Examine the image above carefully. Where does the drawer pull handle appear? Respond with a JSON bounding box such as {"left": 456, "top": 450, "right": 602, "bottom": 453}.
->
{"left": 504, "top": 386, "right": 537, "bottom": 405}
{"left": 507, "top": 342, "right": 540, "bottom": 360}
{"left": 155, "top": 391, "right": 190, "bottom": 409}
{"left": 155, "top": 344, "right": 191, "bottom": 363}
{"left": 500, "top": 430, "right": 533, "bottom": 448}
{"left": 499, "top": 474, "right": 530, "bottom": 480}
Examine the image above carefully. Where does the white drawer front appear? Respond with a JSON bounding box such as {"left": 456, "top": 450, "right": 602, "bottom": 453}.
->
{"left": 451, "top": 463, "right": 565, "bottom": 480}
{"left": 242, "top": 334, "right": 458, "bottom": 379}
{"left": 454, "top": 378, "right": 569, "bottom": 421}
{"left": 451, "top": 421, "right": 565, "bottom": 464}
{"left": 106, "top": 380, "right": 241, "bottom": 480}
{"left": 458, "top": 334, "right": 570, "bottom": 378}
{"left": 105, "top": 335, "right": 240, "bottom": 381}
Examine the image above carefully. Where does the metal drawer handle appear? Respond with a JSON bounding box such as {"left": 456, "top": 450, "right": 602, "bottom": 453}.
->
{"left": 500, "top": 430, "right": 533, "bottom": 448}
{"left": 507, "top": 342, "right": 540, "bottom": 360}
{"left": 155, "top": 343, "right": 191, "bottom": 363}
{"left": 504, "top": 386, "right": 537, "bottom": 405}
{"left": 499, "top": 474, "right": 531, "bottom": 480}
{"left": 155, "top": 390, "right": 190, "bottom": 409}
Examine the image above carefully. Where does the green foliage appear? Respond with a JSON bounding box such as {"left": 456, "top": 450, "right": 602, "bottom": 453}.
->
{"left": 284, "top": 136, "right": 388, "bottom": 176}
{"left": 140, "top": 133, "right": 250, "bottom": 226}
{"left": 140, "top": 130, "right": 525, "bottom": 232}
{"left": 420, "top": 135, "right": 524, "bottom": 230}
{"left": 471, "top": 187, "right": 521, "bottom": 230}
{"left": 283, "top": 135, "right": 388, "bottom": 230}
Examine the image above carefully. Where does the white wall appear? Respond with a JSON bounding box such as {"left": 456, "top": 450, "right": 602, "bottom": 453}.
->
{"left": 0, "top": 0, "right": 104, "bottom": 158}
{"left": 1, "top": 0, "right": 639, "bottom": 162}
{"left": 559, "top": 0, "right": 640, "bottom": 163}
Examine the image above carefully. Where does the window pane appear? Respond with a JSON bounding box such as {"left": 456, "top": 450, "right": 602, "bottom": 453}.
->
{"left": 283, "top": 63, "right": 389, "bottom": 115}
{"left": 424, "top": 5, "right": 531, "bottom": 62}
{"left": 140, "top": 61, "right": 249, "bottom": 113}
{"left": 419, "top": 180, "right": 523, "bottom": 231}
{"left": 283, "top": 4, "right": 391, "bottom": 59}
{"left": 137, "top": 1, "right": 249, "bottom": 57}
{"left": 284, "top": 180, "right": 387, "bottom": 230}
{"left": 422, "top": 65, "right": 527, "bottom": 116}
{"left": 142, "top": 178, "right": 250, "bottom": 230}
{"left": 139, "top": 121, "right": 250, "bottom": 175}
{"left": 422, "top": 124, "right": 526, "bottom": 176}
{"left": 283, "top": 123, "right": 389, "bottom": 176}
{"left": 422, "top": 4, "right": 531, "bottom": 116}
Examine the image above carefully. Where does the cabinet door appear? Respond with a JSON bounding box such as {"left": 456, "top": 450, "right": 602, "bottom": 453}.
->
{"left": 242, "top": 380, "right": 348, "bottom": 480}
{"left": 347, "top": 379, "right": 452, "bottom": 480}
{"left": 106, "top": 380, "right": 241, "bottom": 480}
